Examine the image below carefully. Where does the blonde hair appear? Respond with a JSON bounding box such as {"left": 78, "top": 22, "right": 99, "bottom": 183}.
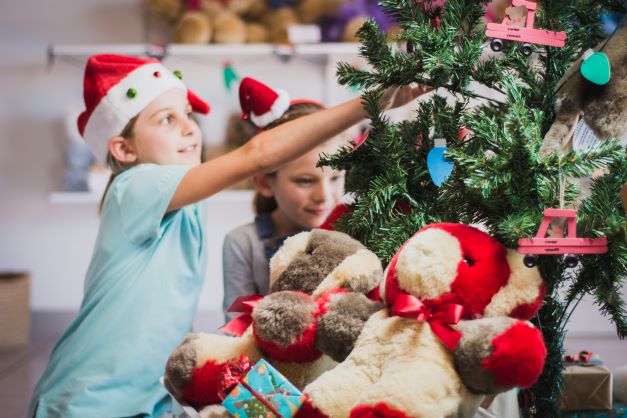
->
{"left": 98, "top": 117, "right": 138, "bottom": 212}
{"left": 253, "top": 101, "right": 325, "bottom": 214}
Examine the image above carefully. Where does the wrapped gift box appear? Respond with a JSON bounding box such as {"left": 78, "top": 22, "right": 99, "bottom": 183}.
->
{"left": 222, "top": 359, "right": 305, "bottom": 417}
{"left": 561, "top": 365, "right": 613, "bottom": 411}
{"left": 560, "top": 402, "right": 627, "bottom": 417}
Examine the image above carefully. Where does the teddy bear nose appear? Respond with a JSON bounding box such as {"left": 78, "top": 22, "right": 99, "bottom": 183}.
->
{"left": 463, "top": 256, "right": 475, "bottom": 266}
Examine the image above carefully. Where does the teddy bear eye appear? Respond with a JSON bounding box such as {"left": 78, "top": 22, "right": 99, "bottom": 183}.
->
{"left": 463, "top": 256, "right": 474, "bottom": 266}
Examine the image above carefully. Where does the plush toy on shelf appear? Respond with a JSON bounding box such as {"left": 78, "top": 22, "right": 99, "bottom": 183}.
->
{"left": 299, "top": 223, "right": 548, "bottom": 418}
{"left": 163, "top": 229, "right": 383, "bottom": 413}
{"left": 149, "top": 0, "right": 403, "bottom": 44}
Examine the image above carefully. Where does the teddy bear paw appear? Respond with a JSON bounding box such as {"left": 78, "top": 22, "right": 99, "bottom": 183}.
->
{"left": 296, "top": 398, "right": 330, "bottom": 418}
{"left": 350, "top": 402, "right": 413, "bottom": 418}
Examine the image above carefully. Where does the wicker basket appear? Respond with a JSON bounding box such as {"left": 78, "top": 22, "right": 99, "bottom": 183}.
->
{"left": 0, "top": 272, "right": 30, "bottom": 348}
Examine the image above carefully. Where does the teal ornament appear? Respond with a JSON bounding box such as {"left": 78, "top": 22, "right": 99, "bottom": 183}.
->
{"left": 126, "top": 88, "right": 137, "bottom": 99}
{"left": 580, "top": 49, "right": 610, "bottom": 86}
{"left": 223, "top": 62, "right": 240, "bottom": 92}
{"left": 427, "top": 138, "right": 454, "bottom": 187}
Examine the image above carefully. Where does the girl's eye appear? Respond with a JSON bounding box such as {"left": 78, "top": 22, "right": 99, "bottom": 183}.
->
{"left": 186, "top": 111, "right": 193, "bottom": 119}
{"left": 295, "top": 178, "right": 314, "bottom": 185}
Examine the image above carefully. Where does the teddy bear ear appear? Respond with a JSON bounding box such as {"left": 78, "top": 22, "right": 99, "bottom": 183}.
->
{"left": 392, "top": 227, "right": 463, "bottom": 301}
{"left": 268, "top": 231, "right": 312, "bottom": 289}
{"left": 312, "top": 246, "right": 382, "bottom": 299}
{"left": 269, "top": 229, "right": 382, "bottom": 297}
{"left": 482, "top": 249, "right": 545, "bottom": 319}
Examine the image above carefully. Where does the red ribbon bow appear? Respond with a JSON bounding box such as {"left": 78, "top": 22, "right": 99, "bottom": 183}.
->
{"left": 217, "top": 355, "right": 252, "bottom": 401}
{"left": 220, "top": 295, "right": 263, "bottom": 336}
{"left": 217, "top": 356, "right": 283, "bottom": 416}
{"left": 391, "top": 293, "right": 464, "bottom": 351}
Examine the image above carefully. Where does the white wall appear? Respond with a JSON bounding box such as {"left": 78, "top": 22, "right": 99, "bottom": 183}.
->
{"left": 0, "top": 0, "right": 623, "bottom": 336}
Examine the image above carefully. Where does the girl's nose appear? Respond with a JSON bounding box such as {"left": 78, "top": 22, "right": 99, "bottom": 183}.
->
{"left": 312, "top": 181, "right": 331, "bottom": 203}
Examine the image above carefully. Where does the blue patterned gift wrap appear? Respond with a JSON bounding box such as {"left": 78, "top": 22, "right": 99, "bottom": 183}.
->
{"left": 221, "top": 359, "right": 305, "bottom": 417}
{"left": 560, "top": 403, "right": 627, "bottom": 418}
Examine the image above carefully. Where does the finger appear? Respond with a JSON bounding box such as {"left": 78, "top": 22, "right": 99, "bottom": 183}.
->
{"left": 385, "top": 87, "right": 400, "bottom": 109}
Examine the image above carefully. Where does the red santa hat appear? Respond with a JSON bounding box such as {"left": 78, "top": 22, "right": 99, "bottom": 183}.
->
{"left": 77, "top": 54, "right": 210, "bottom": 164}
{"left": 239, "top": 77, "right": 324, "bottom": 129}
{"left": 239, "top": 77, "right": 290, "bottom": 128}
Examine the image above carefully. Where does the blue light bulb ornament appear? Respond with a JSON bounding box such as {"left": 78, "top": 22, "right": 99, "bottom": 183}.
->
{"left": 427, "top": 138, "right": 454, "bottom": 187}
{"left": 580, "top": 49, "right": 611, "bottom": 86}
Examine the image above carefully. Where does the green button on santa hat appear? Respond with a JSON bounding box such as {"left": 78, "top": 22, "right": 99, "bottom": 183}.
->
{"left": 77, "top": 54, "right": 210, "bottom": 164}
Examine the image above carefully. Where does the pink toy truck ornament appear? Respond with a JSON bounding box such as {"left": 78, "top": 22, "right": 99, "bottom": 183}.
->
{"left": 485, "top": 0, "right": 567, "bottom": 56}
{"left": 517, "top": 208, "right": 608, "bottom": 268}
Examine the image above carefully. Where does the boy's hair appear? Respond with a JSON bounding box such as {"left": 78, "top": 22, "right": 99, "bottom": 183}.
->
{"left": 253, "top": 101, "right": 325, "bottom": 215}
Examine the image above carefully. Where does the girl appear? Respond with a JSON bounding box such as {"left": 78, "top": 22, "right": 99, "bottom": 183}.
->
{"left": 222, "top": 78, "right": 348, "bottom": 320}
{"left": 29, "top": 54, "right": 428, "bottom": 418}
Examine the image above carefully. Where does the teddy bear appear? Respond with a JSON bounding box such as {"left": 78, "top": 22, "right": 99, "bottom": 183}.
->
{"left": 164, "top": 228, "right": 384, "bottom": 413}
{"left": 540, "top": 25, "right": 627, "bottom": 157}
{"left": 298, "top": 223, "right": 548, "bottom": 418}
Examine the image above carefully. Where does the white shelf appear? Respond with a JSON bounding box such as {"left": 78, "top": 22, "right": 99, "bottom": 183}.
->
{"left": 49, "top": 189, "right": 254, "bottom": 204}
{"left": 49, "top": 43, "right": 360, "bottom": 59}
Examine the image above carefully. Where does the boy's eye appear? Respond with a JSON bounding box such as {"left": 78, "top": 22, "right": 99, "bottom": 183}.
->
{"left": 331, "top": 174, "right": 343, "bottom": 182}
{"left": 186, "top": 111, "right": 194, "bottom": 119}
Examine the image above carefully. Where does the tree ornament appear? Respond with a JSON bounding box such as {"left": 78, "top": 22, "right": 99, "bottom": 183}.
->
{"left": 223, "top": 61, "right": 240, "bottom": 92}
{"left": 173, "top": 70, "right": 183, "bottom": 80}
{"left": 457, "top": 127, "right": 473, "bottom": 141}
{"left": 580, "top": 49, "right": 611, "bottom": 85}
{"left": 517, "top": 208, "right": 608, "bottom": 268}
{"left": 427, "top": 138, "right": 454, "bottom": 187}
{"left": 351, "top": 130, "right": 369, "bottom": 151}
{"left": 485, "top": 0, "right": 567, "bottom": 56}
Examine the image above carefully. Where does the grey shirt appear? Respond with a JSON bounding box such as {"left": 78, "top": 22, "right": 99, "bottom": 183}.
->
{"left": 222, "top": 214, "right": 301, "bottom": 321}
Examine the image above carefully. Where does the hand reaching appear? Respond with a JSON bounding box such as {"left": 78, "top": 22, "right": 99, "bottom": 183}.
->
{"left": 379, "top": 83, "right": 432, "bottom": 110}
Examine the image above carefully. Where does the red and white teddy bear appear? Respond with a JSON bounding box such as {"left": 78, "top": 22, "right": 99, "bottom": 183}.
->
{"left": 163, "top": 229, "right": 384, "bottom": 414}
{"left": 299, "top": 223, "right": 548, "bottom": 418}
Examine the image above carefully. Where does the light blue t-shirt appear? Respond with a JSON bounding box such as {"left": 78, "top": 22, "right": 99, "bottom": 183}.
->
{"left": 29, "top": 164, "right": 207, "bottom": 418}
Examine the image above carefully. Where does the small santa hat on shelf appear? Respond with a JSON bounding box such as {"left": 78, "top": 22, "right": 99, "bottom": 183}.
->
{"left": 77, "top": 54, "right": 210, "bottom": 165}
{"left": 239, "top": 77, "right": 324, "bottom": 129}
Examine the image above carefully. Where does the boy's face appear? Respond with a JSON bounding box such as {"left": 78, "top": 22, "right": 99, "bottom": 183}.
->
{"left": 263, "top": 141, "right": 346, "bottom": 233}
{"left": 130, "top": 88, "right": 202, "bottom": 166}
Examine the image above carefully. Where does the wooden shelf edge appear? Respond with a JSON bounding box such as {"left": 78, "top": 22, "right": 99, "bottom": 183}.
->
{"left": 48, "top": 43, "right": 361, "bottom": 58}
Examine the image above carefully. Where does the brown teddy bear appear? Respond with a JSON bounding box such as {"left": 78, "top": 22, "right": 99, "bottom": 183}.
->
{"left": 298, "top": 223, "right": 547, "bottom": 418}
{"left": 164, "top": 229, "right": 383, "bottom": 413}
{"left": 540, "top": 25, "right": 627, "bottom": 157}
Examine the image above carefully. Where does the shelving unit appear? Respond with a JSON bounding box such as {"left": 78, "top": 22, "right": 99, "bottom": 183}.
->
{"left": 47, "top": 42, "right": 363, "bottom": 205}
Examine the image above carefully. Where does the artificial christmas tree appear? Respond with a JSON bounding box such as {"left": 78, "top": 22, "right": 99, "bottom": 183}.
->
{"left": 320, "top": 1, "right": 626, "bottom": 417}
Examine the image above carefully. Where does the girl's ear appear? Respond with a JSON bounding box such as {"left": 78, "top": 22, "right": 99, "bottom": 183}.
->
{"left": 108, "top": 136, "right": 138, "bottom": 164}
{"left": 253, "top": 175, "right": 275, "bottom": 197}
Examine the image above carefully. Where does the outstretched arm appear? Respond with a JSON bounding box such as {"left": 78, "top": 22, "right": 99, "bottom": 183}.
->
{"left": 168, "top": 84, "right": 429, "bottom": 211}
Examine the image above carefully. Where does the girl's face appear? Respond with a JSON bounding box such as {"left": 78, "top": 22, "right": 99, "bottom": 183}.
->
{"left": 260, "top": 141, "right": 346, "bottom": 234}
{"left": 130, "top": 88, "right": 202, "bottom": 165}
